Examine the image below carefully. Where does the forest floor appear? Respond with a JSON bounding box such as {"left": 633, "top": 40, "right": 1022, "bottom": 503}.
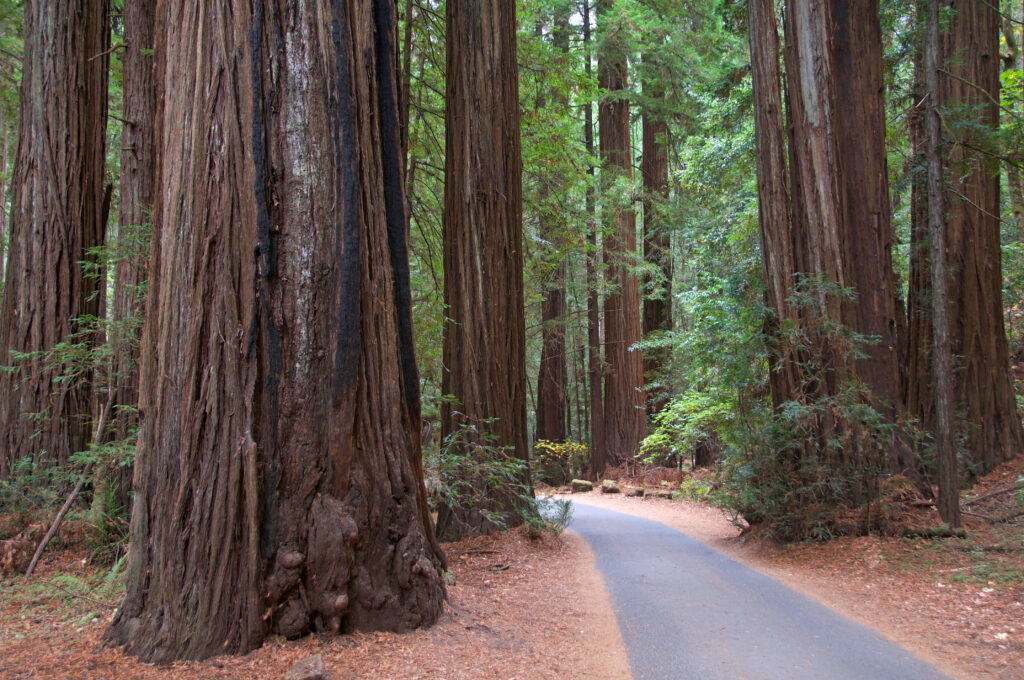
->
{"left": 0, "top": 524, "right": 630, "bottom": 679}
{"left": 1, "top": 458, "right": 1022, "bottom": 679}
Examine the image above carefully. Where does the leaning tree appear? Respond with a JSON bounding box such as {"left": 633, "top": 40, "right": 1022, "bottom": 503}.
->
{"left": 105, "top": 0, "right": 445, "bottom": 662}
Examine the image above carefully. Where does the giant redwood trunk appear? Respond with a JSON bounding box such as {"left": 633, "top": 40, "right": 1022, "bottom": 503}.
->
{"left": 436, "top": 0, "right": 530, "bottom": 541}
{"left": 783, "top": 0, "right": 902, "bottom": 402}
{"left": 827, "top": 0, "right": 903, "bottom": 415}
{"left": 906, "top": 0, "right": 1023, "bottom": 476}
{"left": 0, "top": 0, "right": 108, "bottom": 478}
{"left": 104, "top": 0, "right": 445, "bottom": 662}
{"left": 0, "top": 130, "right": 7, "bottom": 283}
{"left": 748, "top": 0, "right": 801, "bottom": 410}
{"left": 780, "top": 0, "right": 903, "bottom": 477}
{"left": 749, "top": 0, "right": 909, "bottom": 502}
{"left": 598, "top": 0, "right": 647, "bottom": 465}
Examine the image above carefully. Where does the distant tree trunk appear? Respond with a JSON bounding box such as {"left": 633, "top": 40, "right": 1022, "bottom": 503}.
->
{"left": 103, "top": 0, "right": 156, "bottom": 510}
{"left": 641, "top": 52, "right": 671, "bottom": 415}
{"left": 906, "top": 0, "right": 1024, "bottom": 476}
{"left": 0, "top": 128, "right": 7, "bottom": 283}
{"left": 598, "top": 0, "right": 647, "bottom": 466}
{"left": 537, "top": 263, "right": 567, "bottom": 443}
{"left": 436, "top": 0, "right": 530, "bottom": 540}
{"left": 536, "top": 10, "right": 570, "bottom": 444}
{"left": 925, "top": 0, "right": 960, "bottom": 528}
{"left": 583, "top": 0, "right": 606, "bottom": 480}
{"left": 0, "top": 0, "right": 109, "bottom": 479}
{"left": 104, "top": 0, "right": 445, "bottom": 662}
{"left": 906, "top": 11, "right": 931, "bottom": 445}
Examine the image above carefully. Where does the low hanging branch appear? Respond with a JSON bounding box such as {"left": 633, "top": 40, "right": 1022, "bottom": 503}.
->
{"left": 23, "top": 393, "right": 115, "bottom": 581}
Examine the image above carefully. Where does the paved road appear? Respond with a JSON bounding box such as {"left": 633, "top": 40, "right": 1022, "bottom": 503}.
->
{"left": 568, "top": 502, "right": 951, "bottom": 680}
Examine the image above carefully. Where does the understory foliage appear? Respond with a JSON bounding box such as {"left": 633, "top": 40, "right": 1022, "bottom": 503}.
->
{"left": 534, "top": 439, "right": 589, "bottom": 485}
{"left": 430, "top": 420, "right": 570, "bottom": 538}
{"left": 0, "top": 223, "right": 145, "bottom": 559}
{"left": 722, "top": 282, "right": 913, "bottom": 540}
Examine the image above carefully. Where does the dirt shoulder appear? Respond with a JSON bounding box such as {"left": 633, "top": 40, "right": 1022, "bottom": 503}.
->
{"left": 568, "top": 489, "right": 1023, "bottom": 680}
{"left": 0, "top": 527, "right": 631, "bottom": 680}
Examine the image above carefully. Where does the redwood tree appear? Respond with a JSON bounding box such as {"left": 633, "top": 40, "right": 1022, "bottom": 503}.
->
{"left": 906, "top": 0, "right": 1023, "bottom": 476}
{"left": 598, "top": 0, "right": 647, "bottom": 466}
{"left": 111, "top": 0, "right": 155, "bottom": 436}
{"left": 748, "top": 0, "right": 800, "bottom": 410}
{"left": 436, "top": 0, "right": 530, "bottom": 540}
{"left": 751, "top": 0, "right": 909, "bottom": 511}
{"left": 583, "top": 0, "right": 606, "bottom": 479}
{"left": 924, "top": 0, "right": 960, "bottom": 527}
{"left": 0, "top": 0, "right": 109, "bottom": 478}
{"left": 536, "top": 8, "right": 571, "bottom": 445}
{"left": 782, "top": 0, "right": 903, "bottom": 417}
{"left": 105, "top": 0, "right": 445, "bottom": 661}
{"left": 641, "top": 51, "right": 671, "bottom": 414}
{"left": 99, "top": 0, "right": 157, "bottom": 510}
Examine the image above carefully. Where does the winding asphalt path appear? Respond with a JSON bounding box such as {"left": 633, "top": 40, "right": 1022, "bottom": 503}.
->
{"left": 568, "top": 502, "right": 951, "bottom": 680}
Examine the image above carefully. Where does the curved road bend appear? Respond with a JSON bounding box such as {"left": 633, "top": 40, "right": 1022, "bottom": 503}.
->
{"left": 568, "top": 502, "right": 951, "bottom": 680}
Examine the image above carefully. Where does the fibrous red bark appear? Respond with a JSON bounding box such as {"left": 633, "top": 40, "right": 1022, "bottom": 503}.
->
{"left": 598, "top": 0, "right": 647, "bottom": 466}
{"left": 105, "top": 0, "right": 445, "bottom": 662}
{"left": 0, "top": 0, "right": 109, "bottom": 478}
{"left": 780, "top": 0, "right": 904, "bottom": 479}
{"left": 906, "top": 0, "right": 1023, "bottom": 476}
{"left": 436, "top": 0, "right": 530, "bottom": 540}
{"left": 641, "top": 52, "right": 671, "bottom": 414}
{"left": 748, "top": 0, "right": 801, "bottom": 410}
{"left": 101, "top": 0, "right": 157, "bottom": 509}
{"left": 536, "top": 10, "right": 571, "bottom": 445}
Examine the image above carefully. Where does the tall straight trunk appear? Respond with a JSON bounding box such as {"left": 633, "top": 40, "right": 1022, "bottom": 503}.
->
{"left": 104, "top": 0, "right": 156, "bottom": 508}
{"left": 537, "top": 258, "right": 567, "bottom": 442}
{"left": 0, "top": 0, "right": 109, "bottom": 478}
{"left": 781, "top": 0, "right": 904, "bottom": 479}
{"left": 437, "top": 0, "right": 529, "bottom": 540}
{"left": 0, "top": 128, "right": 7, "bottom": 283}
{"left": 536, "top": 9, "right": 571, "bottom": 444}
{"left": 925, "top": 0, "right": 960, "bottom": 528}
{"left": 583, "top": 0, "right": 606, "bottom": 479}
{"left": 830, "top": 0, "right": 903, "bottom": 414}
{"left": 907, "top": 0, "right": 1023, "bottom": 476}
{"left": 641, "top": 53, "right": 671, "bottom": 414}
{"left": 598, "top": 0, "right": 647, "bottom": 465}
{"left": 748, "top": 0, "right": 800, "bottom": 411}
{"left": 906, "top": 13, "right": 930, "bottom": 439}
{"left": 105, "top": 0, "right": 445, "bottom": 662}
